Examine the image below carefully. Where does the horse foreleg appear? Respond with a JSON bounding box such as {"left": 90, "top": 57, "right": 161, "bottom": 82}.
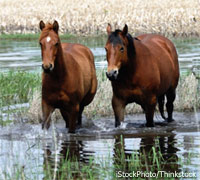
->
{"left": 112, "top": 95, "right": 126, "bottom": 127}
{"left": 145, "top": 95, "right": 157, "bottom": 127}
{"left": 42, "top": 101, "right": 54, "bottom": 129}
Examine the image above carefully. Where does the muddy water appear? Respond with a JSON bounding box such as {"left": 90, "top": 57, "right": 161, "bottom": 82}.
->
{"left": 0, "top": 37, "right": 200, "bottom": 179}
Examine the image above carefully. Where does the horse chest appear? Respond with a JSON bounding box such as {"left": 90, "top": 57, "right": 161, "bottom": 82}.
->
{"left": 113, "top": 84, "right": 143, "bottom": 104}
{"left": 43, "top": 88, "right": 70, "bottom": 108}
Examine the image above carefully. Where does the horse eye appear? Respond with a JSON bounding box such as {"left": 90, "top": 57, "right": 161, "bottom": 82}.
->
{"left": 120, "top": 47, "right": 124, "bottom": 52}
{"left": 39, "top": 42, "right": 42, "bottom": 46}
{"left": 55, "top": 42, "right": 59, "bottom": 47}
{"left": 105, "top": 47, "right": 108, "bottom": 52}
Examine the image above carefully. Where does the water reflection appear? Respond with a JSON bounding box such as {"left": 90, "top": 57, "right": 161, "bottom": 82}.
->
{"left": 42, "top": 133, "right": 181, "bottom": 179}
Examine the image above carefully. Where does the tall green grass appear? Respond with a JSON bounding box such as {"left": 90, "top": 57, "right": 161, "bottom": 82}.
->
{"left": 0, "top": 71, "right": 41, "bottom": 124}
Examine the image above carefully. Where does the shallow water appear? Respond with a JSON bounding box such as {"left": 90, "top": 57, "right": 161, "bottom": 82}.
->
{"left": 0, "top": 37, "right": 200, "bottom": 76}
{"left": 0, "top": 112, "right": 199, "bottom": 179}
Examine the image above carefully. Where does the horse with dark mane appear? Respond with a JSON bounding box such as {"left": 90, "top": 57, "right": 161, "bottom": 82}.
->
{"left": 105, "top": 24, "right": 179, "bottom": 127}
{"left": 39, "top": 20, "right": 97, "bottom": 133}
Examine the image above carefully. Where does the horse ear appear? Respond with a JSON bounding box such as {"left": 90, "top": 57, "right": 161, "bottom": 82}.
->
{"left": 53, "top": 20, "right": 59, "bottom": 33}
{"left": 39, "top": 21, "right": 45, "bottom": 31}
{"left": 106, "top": 23, "right": 112, "bottom": 35}
{"left": 122, "top": 24, "right": 128, "bottom": 36}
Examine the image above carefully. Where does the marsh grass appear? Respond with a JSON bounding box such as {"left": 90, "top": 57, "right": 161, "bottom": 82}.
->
{"left": 0, "top": 0, "right": 200, "bottom": 37}
{"left": 0, "top": 33, "right": 74, "bottom": 40}
{"left": 0, "top": 70, "right": 199, "bottom": 124}
{"left": 27, "top": 71, "right": 200, "bottom": 123}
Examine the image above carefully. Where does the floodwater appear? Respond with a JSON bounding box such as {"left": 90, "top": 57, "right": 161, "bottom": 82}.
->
{"left": 0, "top": 37, "right": 200, "bottom": 179}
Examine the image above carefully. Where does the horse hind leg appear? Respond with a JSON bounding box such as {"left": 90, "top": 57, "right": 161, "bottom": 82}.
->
{"left": 166, "top": 88, "right": 176, "bottom": 122}
{"left": 60, "top": 109, "right": 69, "bottom": 128}
{"left": 78, "top": 105, "right": 84, "bottom": 127}
{"left": 158, "top": 95, "right": 166, "bottom": 120}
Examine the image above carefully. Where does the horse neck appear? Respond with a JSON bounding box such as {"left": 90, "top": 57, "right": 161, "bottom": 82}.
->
{"left": 51, "top": 44, "right": 66, "bottom": 79}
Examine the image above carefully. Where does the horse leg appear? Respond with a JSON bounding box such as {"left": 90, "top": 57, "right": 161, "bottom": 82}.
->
{"left": 158, "top": 95, "right": 166, "bottom": 120}
{"left": 112, "top": 95, "right": 126, "bottom": 127}
{"left": 68, "top": 104, "right": 79, "bottom": 133}
{"left": 60, "top": 109, "right": 69, "bottom": 128}
{"left": 42, "top": 101, "right": 54, "bottom": 129}
{"left": 78, "top": 105, "right": 84, "bottom": 127}
{"left": 166, "top": 88, "right": 176, "bottom": 122}
{"left": 145, "top": 95, "right": 157, "bottom": 127}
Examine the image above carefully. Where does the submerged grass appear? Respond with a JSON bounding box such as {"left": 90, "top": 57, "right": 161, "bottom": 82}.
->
{"left": 2, "top": 135, "right": 193, "bottom": 180}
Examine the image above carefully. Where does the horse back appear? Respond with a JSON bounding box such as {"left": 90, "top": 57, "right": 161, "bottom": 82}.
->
{"left": 135, "top": 34, "right": 179, "bottom": 94}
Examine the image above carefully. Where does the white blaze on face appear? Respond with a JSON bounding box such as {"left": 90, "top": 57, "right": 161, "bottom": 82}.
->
{"left": 46, "top": 36, "right": 51, "bottom": 42}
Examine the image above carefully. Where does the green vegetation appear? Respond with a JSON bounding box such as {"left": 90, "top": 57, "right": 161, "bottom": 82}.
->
{"left": 0, "top": 33, "right": 74, "bottom": 40}
{"left": 0, "top": 70, "right": 41, "bottom": 124}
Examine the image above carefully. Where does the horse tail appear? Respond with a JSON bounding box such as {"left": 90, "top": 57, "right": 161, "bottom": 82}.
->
{"left": 158, "top": 95, "right": 166, "bottom": 120}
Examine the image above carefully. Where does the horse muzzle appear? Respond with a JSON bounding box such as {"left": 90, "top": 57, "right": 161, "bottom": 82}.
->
{"left": 106, "top": 69, "right": 119, "bottom": 81}
{"left": 42, "top": 63, "right": 54, "bottom": 73}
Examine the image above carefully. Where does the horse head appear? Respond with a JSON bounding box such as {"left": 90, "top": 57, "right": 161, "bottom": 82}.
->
{"left": 105, "top": 24, "right": 135, "bottom": 81}
{"left": 39, "top": 20, "right": 60, "bottom": 73}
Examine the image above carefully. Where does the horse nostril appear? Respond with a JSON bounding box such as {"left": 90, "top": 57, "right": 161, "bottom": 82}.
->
{"left": 49, "top": 64, "right": 52, "bottom": 69}
{"left": 113, "top": 70, "right": 118, "bottom": 75}
{"left": 42, "top": 64, "right": 45, "bottom": 70}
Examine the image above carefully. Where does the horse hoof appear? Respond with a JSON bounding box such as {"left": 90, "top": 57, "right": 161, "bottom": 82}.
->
{"left": 115, "top": 122, "right": 121, "bottom": 128}
{"left": 146, "top": 123, "right": 155, "bottom": 127}
{"left": 68, "top": 129, "right": 76, "bottom": 133}
{"left": 166, "top": 118, "right": 175, "bottom": 123}
{"left": 76, "top": 125, "right": 82, "bottom": 130}
{"left": 42, "top": 122, "right": 50, "bottom": 130}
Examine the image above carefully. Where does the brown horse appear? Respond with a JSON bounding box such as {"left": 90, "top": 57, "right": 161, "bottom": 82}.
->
{"left": 105, "top": 24, "right": 179, "bottom": 127}
{"left": 39, "top": 20, "right": 97, "bottom": 133}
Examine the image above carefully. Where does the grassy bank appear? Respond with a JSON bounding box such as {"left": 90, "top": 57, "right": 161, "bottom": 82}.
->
{"left": 0, "top": 0, "right": 200, "bottom": 37}
{"left": 0, "top": 70, "right": 198, "bottom": 124}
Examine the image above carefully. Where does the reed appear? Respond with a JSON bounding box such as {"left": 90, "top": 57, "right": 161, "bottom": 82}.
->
{"left": 0, "top": 0, "right": 200, "bottom": 37}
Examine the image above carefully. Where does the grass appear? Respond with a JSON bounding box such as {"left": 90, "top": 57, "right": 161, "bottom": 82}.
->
{"left": 0, "top": 70, "right": 40, "bottom": 124}
{"left": 0, "top": 0, "right": 200, "bottom": 37}
{"left": 0, "top": 33, "right": 74, "bottom": 40}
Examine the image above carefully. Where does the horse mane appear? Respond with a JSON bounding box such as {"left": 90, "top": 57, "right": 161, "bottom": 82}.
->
{"left": 108, "top": 30, "right": 136, "bottom": 59}
{"left": 39, "top": 23, "right": 55, "bottom": 41}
